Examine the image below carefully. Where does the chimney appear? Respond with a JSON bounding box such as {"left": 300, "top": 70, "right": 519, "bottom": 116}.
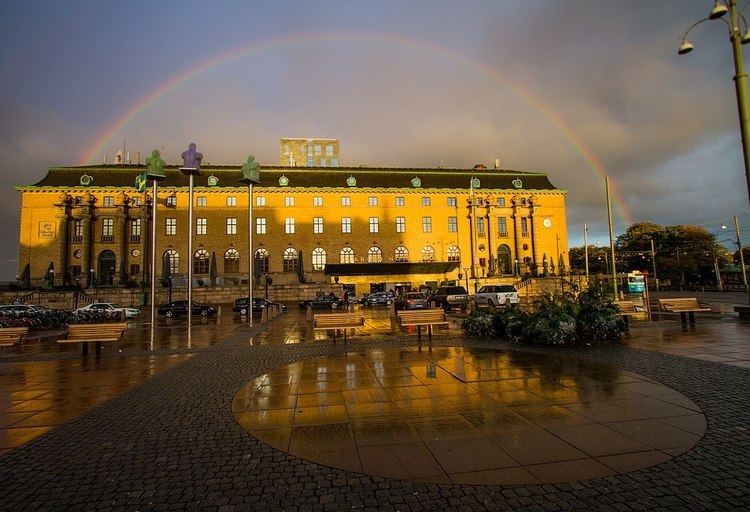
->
{"left": 494, "top": 158, "right": 500, "bottom": 169}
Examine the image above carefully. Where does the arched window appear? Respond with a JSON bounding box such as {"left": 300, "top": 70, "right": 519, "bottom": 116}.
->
{"left": 312, "top": 247, "right": 326, "bottom": 270}
{"left": 340, "top": 246, "right": 355, "bottom": 263}
{"left": 224, "top": 248, "right": 240, "bottom": 273}
{"left": 395, "top": 246, "right": 409, "bottom": 262}
{"left": 254, "top": 248, "right": 269, "bottom": 273}
{"left": 194, "top": 249, "right": 210, "bottom": 274}
{"left": 283, "top": 248, "right": 298, "bottom": 272}
{"left": 447, "top": 245, "right": 460, "bottom": 262}
{"left": 421, "top": 246, "right": 435, "bottom": 262}
{"left": 367, "top": 246, "right": 382, "bottom": 263}
{"left": 497, "top": 245, "right": 512, "bottom": 275}
{"left": 164, "top": 250, "right": 179, "bottom": 274}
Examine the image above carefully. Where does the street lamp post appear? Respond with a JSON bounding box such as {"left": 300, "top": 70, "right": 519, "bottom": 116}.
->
{"left": 239, "top": 155, "right": 261, "bottom": 325}
{"left": 680, "top": 0, "right": 750, "bottom": 207}
{"left": 179, "top": 143, "right": 203, "bottom": 328}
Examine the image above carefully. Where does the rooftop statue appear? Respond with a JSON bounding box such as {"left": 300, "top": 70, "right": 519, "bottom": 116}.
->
{"left": 181, "top": 142, "right": 203, "bottom": 169}
{"left": 145, "top": 149, "right": 166, "bottom": 179}
{"left": 240, "top": 155, "right": 261, "bottom": 184}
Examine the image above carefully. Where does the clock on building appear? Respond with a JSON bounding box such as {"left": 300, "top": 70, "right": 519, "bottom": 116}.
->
{"left": 543, "top": 218, "right": 552, "bottom": 228}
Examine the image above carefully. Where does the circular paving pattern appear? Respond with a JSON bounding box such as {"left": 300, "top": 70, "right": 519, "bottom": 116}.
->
{"left": 232, "top": 346, "right": 706, "bottom": 485}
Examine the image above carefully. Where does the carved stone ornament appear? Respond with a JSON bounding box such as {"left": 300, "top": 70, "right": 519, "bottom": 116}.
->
{"left": 80, "top": 174, "right": 93, "bottom": 186}
{"left": 346, "top": 176, "right": 357, "bottom": 187}
{"left": 512, "top": 178, "right": 523, "bottom": 189}
{"left": 411, "top": 177, "right": 421, "bottom": 188}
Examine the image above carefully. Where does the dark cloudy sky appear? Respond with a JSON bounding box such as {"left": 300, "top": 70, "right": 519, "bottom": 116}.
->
{"left": 1, "top": 0, "right": 749, "bottom": 279}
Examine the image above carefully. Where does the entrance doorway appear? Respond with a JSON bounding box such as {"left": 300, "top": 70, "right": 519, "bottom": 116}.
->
{"left": 497, "top": 245, "right": 512, "bottom": 275}
{"left": 98, "top": 250, "right": 116, "bottom": 286}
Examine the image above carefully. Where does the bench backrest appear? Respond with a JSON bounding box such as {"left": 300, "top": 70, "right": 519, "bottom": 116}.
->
{"left": 397, "top": 310, "right": 447, "bottom": 322}
{"left": 68, "top": 323, "right": 127, "bottom": 336}
{"left": 658, "top": 298, "right": 701, "bottom": 311}
{"left": 313, "top": 313, "right": 363, "bottom": 327}
{"left": 0, "top": 327, "right": 29, "bottom": 339}
{"left": 614, "top": 301, "right": 636, "bottom": 313}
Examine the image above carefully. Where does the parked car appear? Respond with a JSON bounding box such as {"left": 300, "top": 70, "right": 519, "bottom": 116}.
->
{"left": 76, "top": 302, "right": 140, "bottom": 319}
{"left": 233, "top": 297, "right": 287, "bottom": 315}
{"left": 472, "top": 285, "right": 520, "bottom": 307}
{"left": 299, "top": 295, "right": 344, "bottom": 310}
{"left": 158, "top": 300, "right": 216, "bottom": 318}
{"left": 394, "top": 292, "right": 430, "bottom": 311}
{"left": 430, "top": 286, "right": 470, "bottom": 312}
{"left": 362, "top": 291, "right": 396, "bottom": 307}
{"left": 0, "top": 304, "right": 49, "bottom": 314}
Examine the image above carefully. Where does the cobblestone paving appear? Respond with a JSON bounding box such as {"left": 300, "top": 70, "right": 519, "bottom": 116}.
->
{"left": 0, "top": 328, "right": 749, "bottom": 511}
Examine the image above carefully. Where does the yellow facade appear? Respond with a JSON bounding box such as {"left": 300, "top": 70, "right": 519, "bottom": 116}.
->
{"left": 17, "top": 165, "right": 568, "bottom": 293}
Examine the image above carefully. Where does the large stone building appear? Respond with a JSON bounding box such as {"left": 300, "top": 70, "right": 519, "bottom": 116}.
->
{"left": 279, "top": 138, "right": 340, "bottom": 167}
{"left": 16, "top": 163, "right": 568, "bottom": 295}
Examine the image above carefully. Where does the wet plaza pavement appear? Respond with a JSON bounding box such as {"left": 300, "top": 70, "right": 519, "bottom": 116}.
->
{"left": 0, "top": 305, "right": 748, "bottom": 510}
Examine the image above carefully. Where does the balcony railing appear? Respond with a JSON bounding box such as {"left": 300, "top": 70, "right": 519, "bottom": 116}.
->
{"left": 71, "top": 235, "right": 83, "bottom": 244}
{"left": 100, "top": 235, "right": 115, "bottom": 243}
{"left": 130, "top": 235, "right": 141, "bottom": 243}
{"left": 497, "top": 232, "right": 508, "bottom": 237}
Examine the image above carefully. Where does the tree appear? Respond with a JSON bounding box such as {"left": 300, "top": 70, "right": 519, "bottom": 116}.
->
{"left": 569, "top": 246, "right": 612, "bottom": 274}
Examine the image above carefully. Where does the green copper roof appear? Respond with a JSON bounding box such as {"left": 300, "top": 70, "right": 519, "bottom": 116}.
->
{"left": 27, "top": 165, "right": 562, "bottom": 191}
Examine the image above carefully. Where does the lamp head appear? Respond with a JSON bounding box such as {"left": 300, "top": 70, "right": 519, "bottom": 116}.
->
{"left": 678, "top": 39, "right": 694, "bottom": 55}
{"left": 742, "top": 29, "right": 750, "bottom": 44}
{"left": 709, "top": 1, "right": 728, "bottom": 19}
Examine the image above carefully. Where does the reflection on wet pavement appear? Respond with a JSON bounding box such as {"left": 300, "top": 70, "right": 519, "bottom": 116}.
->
{"left": 233, "top": 347, "right": 706, "bottom": 485}
{"left": 0, "top": 354, "right": 192, "bottom": 455}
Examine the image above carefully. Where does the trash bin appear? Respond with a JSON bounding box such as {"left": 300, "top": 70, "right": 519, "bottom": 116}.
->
{"left": 140, "top": 292, "right": 147, "bottom": 306}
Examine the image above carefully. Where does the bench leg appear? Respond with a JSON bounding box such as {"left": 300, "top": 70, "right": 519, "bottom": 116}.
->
{"left": 417, "top": 325, "right": 422, "bottom": 340}
{"left": 689, "top": 312, "right": 696, "bottom": 325}
{"left": 82, "top": 342, "right": 88, "bottom": 357}
{"left": 95, "top": 341, "right": 102, "bottom": 356}
{"left": 428, "top": 325, "right": 432, "bottom": 340}
{"left": 343, "top": 328, "right": 347, "bottom": 344}
{"left": 680, "top": 312, "right": 687, "bottom": 326}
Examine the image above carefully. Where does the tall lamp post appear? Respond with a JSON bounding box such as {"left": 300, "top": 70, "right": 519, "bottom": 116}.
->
{"left": 179, "top": 143, "right": 203, "bottom": 327}
{"left": 679, "top": 0, "right": 750, "bottom": 207}
{"left": 239, "top": 156, "right": 261, "bottom": 325}
{"left": 143, "top": 150, "right": 166, "bottom": 341}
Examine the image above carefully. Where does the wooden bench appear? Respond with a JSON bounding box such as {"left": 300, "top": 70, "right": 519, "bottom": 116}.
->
{"left": 397, "top": 309, "right": 449, "bottom": 340}
{"left": 313, "top": 313, "right": 364, "bottom": 343}
{"left": 58, "top": 323, "right": 127, "bottom": 356}
{"left": 658, "top": 298, "right": 712, "bottom": 326}
{"left": 0, "top": 327, "right": 29, "bottom": 347}
{"left": 614, "top": 301, "right": 638, "bottom": 331}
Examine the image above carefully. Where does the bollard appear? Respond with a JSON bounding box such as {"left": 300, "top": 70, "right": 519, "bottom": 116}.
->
{"left": 261, "top": 306, "right": 268, "bottom": 323}
{"left": 307, "top": 305, "right": 313, "bottom": 322}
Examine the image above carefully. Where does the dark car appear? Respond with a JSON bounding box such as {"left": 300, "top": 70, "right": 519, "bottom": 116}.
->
{"left": 394, "top": 292, "right": 430, "bottom": 311}
{"left": 233, "top": 297, "right": 287, "bottom": 315}
{"left": 158, "top": 300, "right": 216, "bottom": 318}
{"left": 362, "top": 291, "right": 396, "bottom": 307}
{"left": 430, "top": 286, "right": 470, "bottom": 312}
{"left": 299, "top": 295, "right": 344, "bottom": 310}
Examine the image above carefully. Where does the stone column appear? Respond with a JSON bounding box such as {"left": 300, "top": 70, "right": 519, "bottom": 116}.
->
{"left": 511, "top": 197, "right": 520, "bottom": 275}
{"left": 484, "top": 199, "right": 494, "bottom": 276}
{"left": 116, "top": 192, "right": 128, "bottom": 284}
{"left": 54, "top": 194, "right": 70, "bottom": 286}
{"left": 528, "top": 197, "right": 538, "bottom": 276}
{"left": 82, "top": 192, "right": 95, "bottom": 287}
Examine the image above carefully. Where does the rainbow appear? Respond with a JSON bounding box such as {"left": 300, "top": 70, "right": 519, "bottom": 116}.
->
{"left": 78, "top": 32, "right": 632, "bottom": 225}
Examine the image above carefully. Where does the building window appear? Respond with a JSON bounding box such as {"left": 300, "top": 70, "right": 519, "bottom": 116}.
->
{"left": 130, "top": 218, "right": 141, "bottom": 242}
{"left": 320, "top": 158, "right": 327, "bottom": 167}
{"left": 313, "top": 217, "right": 324, "bottom": 234}
{"left": 70, "top": 265, "right": 82, "bottom": 276}
{"left": 395, "top": 196, "right": 405, "bottom": 206}
{"left": 313, "top": 196, "right": 323, "bottom": 206}
{"left": 396, "top": 217, "right": 405, "bottom": 233}
{"left": 103, "top": 196, "right": 114, "bottom": 207}
{"left": 314, "top": 145, "right": 321, "bottom": 155}
{"left": 224, "top": 248, "right": 240, "bottom": 273}
{"left": 341, "top": 196, "right": 351, "bottom": 206}
{"left": 497, "top": 197, "right": 506, "bottom": 206}
{"left": 477, "top": 218, "right": 486, "bottom": 237}
{"left": 421, "top": 246, "right": 436, "bottom": 262}
{"left": 166, "top": 195, "right": 177, "bottom": 207}
{"left": 422, "top": 216, "right": 432, "bottom": 233}
{"left": 285, "top": 218, "right": 295, "bottom": 234}
{"left": 448, "top": 216, "right": 457, "bottom": 233}
{"left": 129, "top": 264, "right": 139, "bottom": 276}
{"left": 367, "top": 246, "right": 383, "bottom": 263}
{"left": 196, "top": 196, "right": 207, "bottom": 207}
{"left": 132, "top": 196, "right": 142, "bottom": 206}
{"left": 256, "top": 196, "right": 265, "bottom": 206}
{"left": 447, "top": 246, "right": 460, "bottom": 262}
{"left": 326, "top": 145, "right": 333, "bottom": 156}
{"left": 306, "top": 158, "right": 314, "bottom": 167}
{"left": 166, "top": 218, "right": 176, "bottom": 235}
{"left": 369, "top": 217, "right": 379, "bottom": 233}
{"left": 521, "top": 217, "right": 529, "bottom": 236}
{"left": 474, "top": 198, "right": 483, "bottom": 206}
{"left": 312, "top": 247, "right": 326, "bottom": 270}
{"left": 226, "top": 218, "right": 237, "bottom": 235}
{"left": 73, "top": 219, "right": 83, "bottom": 236}
{"left": 256, "top": 217, "right": 266, "bottom": 234}
{"left": 340, "top": 246, "right": 355, "bottom": 263}
{"left": 498, "top": 217, "right": 508, "bottom": 236}
{"left": 368, "top": 196, "right": 378, "bottom": 206}
{"left": 164, "top": 250, "right": 179, "bottom": 274}
{"left": 194, "top": 249, "right": 210, "bottom": 274}
{"left": 395, "top": 246, "right": 409, "bottom": 262}
{"left": 227, "top": 196, "right": 237, "bottom": 207}
{"left": 421, "top": 197, "right": 431, "bottom": 206}
{"left": 255, "top": 248, "right": 269, "bottom": 273}
{"left": 196, "top": 218, "right": 207, "bottom": 235}
{"left": 285, "top": 196, "right": 295, "bottom": 207}
{"left": 283, "top": 248, "right": 298, "bottom": 272}
{"left": 102, "top": 218, "right": 114, "bottom": 236}
{"left": 341, "top": 217, "right": 351, "bottom": 234}
{"left": 307, "top": 144, "right": 313, "bottom": 156}
{"left": 447, "top": 197, "right": 456, "bottom": 207}
{"left": 331, "top": 158, "right": 339, "bottom": 167}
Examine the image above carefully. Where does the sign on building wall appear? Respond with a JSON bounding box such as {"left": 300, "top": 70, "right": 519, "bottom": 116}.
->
{"left": 38, "top": 221, "right": 56, "bottom": 239}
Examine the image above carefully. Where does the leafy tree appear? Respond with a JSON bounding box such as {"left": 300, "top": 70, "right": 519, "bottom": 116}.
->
{"left": 569, "top": 245, "right": 614, "bottom": 275}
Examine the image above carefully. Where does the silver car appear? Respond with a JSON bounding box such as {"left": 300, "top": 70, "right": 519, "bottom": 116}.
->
{"left": 472, "top": 285, "right": 519, "bottom": 307}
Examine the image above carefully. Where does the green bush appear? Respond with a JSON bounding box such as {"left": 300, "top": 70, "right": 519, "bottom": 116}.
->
{"left": 460, "top": 309, "right": 496, "bottom": 337}
{"left": 493, "top": 304, "right": 528, "bottom": 342}
{"left": 523, "top": 293, "right": 578, "bottom": 345}
{"left": 575, "top": 284, "right": 626, "bottom": 341}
